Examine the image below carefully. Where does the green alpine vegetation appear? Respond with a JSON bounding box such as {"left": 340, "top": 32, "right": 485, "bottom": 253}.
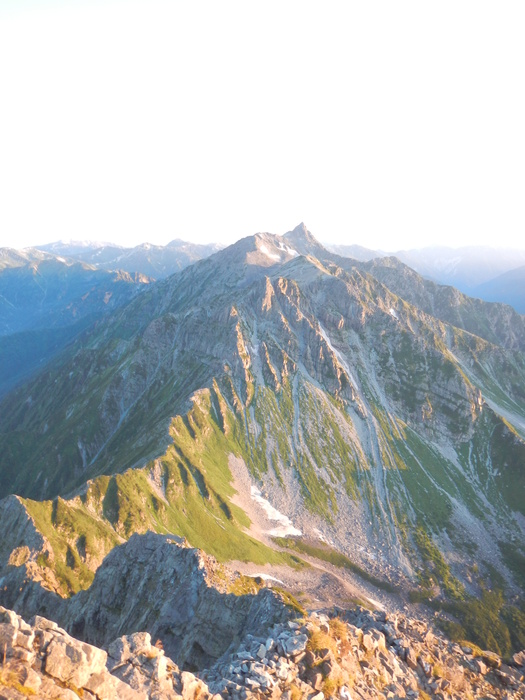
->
{"left": 1, "top": 224, "right": 525, "bottom": 654}
{"left": 18, "top": 387, "right": 306, "bottom": 595}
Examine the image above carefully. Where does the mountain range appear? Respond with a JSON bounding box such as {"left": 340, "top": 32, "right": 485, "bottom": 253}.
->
{"left": 0, "top": 223, "right": 524, "bottom": 663}
{"left": 327, "top": 242, "right": 525, "bottom": 310}
{"left": 0, "top": 247, "right": 151, "bottom": 396}
{"left": 31, "top": 236, "right": 525, "bottom": 312}
{"left": 37, "top": 238, "right": 224, "bottom": 279}
{"left": 473, "top": 265, "right": 525, "bottom": 314}
{"left": 0, "top": 238, "right": 224, "bottom": 396}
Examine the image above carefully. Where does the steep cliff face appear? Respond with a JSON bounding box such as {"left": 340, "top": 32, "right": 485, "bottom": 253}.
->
{"left": 64, "top": 533, "right": 294, "bottom": 669}
{"left": 0, "top": 496, "right": 51, "bottom": 569}
{"left": 0, "top": 226, "right": 524, "bottom": 654}
{"left": 0, "top": 533, "right": 296, "bottom": 670}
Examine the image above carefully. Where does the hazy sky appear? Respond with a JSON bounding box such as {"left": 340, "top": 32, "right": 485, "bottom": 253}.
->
{"left": 1, "top": 1, "right": 524, "bottom": 250}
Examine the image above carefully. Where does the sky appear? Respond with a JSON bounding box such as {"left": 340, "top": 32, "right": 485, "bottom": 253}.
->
{"left": 0, "top": 1, "right": 524, "bottom": 251}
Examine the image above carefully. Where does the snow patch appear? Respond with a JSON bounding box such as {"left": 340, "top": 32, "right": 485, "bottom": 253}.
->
{"left": 56, "top": 256, "right": 66, "bottom": 263}
{"left": 250, "top": 486, "right": 302, "bottom": 537}
{"left": 77, "top": 440, "right": 87, "bottom": 470}
{"left": 389, "top": 308, "right": 399, "bottom": 320}
{"left": 313, "top": 528, "right": 333, "bottom": 545}
{"left": 247, "top": 573, "right": 285, "bottom": 584}
{"left": 259, "top": 245, "right": 281, "bottom": 262}
{"left": 276, "top": 240, "right": 299, "bottom": 257}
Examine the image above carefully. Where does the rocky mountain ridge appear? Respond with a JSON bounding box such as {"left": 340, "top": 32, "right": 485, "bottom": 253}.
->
{"left": 0, "top": 604, "right": 213, "bottom": 700}
{"left": 326, "top": 242, "right": 525, "bottom": 302}
{"left": 36, "top": 238, "right": 224, "bottom": 280}
{"left": 34, "top": 236, "right": 525, "bottom": 305}
{"left": 0, "top": 225, "right": 524, "bottom": 659}
{"left": 1, "top": 571, "right": 525, "bottom": 699}
{"left": 0, "top": 533, "right": 295, "bottom": 670}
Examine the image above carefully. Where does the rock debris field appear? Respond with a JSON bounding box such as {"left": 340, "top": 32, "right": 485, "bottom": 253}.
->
{"left": 1, "top": 604, "right": 524, "bottom": 699}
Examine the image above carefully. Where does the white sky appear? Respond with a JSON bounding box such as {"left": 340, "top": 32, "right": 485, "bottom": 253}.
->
{"left": 0, "top": 0, "right": 524, "bottom": 251}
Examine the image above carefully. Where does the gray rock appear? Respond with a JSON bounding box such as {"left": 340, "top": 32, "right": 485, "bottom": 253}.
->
{"left": 44, "top": 635, "right": 107, "bottom": 687}
{"left": 512, "top": 650, "right": 525, "bottom": 668}
{"left": 63, "top": 534, "right": 294, "bottom": 669}
{"left": 84, "top": 671, "right": 147, "bottom": 700}
{"left": 480, "top": 649, "right": 501, "bottom": 669}
{"left": 405, "top": 647, "right": 418, "bottom": 671}
{"left": 108, "top": 631, "right": 152, "bottom": 666}
{"left": 14, "top": 665, "right": 42, "bottom": 692}
{"left": 0, "top": 622, "right": 17, "bottom": 655}
{"left": 113, "top": 664, "right": 150, "bottom": 692}
{"left": 32, "top": 615, "right": 59, "bottom": 631}
{"left": 15, "top": 629, "right": 34, "bottom": 650}
{"left": 284, "top": 634, "right": 308, "bottom": 657}
{"left": 0, "top": 607, "right": 20, "bottom": 628}
{"left": 472, "top": 658, "right": 488, "bottom": 675}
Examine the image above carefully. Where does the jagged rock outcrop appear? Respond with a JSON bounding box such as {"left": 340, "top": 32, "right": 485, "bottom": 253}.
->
{"left": 0, "top": 606, "right": 213, "bottom": 700}
{"left": 360, "top": 255, "right": 525, "bottom": 352}
{"left": 0, "top": 533, "right": 295, "bottom": 671}
{"left": 0, "top": 495, "right": 51, "bottom": 569}
{"left": 1, "top": 603, "right": 524, "bottom": 700}
{"left": 64, "top": 533, "right": 294, "bottom": 668}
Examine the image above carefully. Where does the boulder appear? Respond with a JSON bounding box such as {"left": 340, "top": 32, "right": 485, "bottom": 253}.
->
{"left": 471, "top": 658, "right": 487, "bottom": 675}
{"left": 405, "top": 647, "right": 418, "bottom": 671}
{"left": 480, "top": 650, "right": 501, "bottom": 669}
{"left": 84, "top": 671, "right": 147, "bottom": 700}
{"left": 44, "top": 635, "right": 107, "bottom": 687}
{"left": 512, "top": 650, "right": 525, "bottom": 668}
{"left": 107, "top": 632, "right": 152, "bottom": 668}
{"left": 284, "top": 634, "right": 308, "bottom": 657}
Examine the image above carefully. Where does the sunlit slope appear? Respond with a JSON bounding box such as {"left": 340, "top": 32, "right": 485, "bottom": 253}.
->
{"left": 0, "top": 228, "right": 524, "bottom": 600}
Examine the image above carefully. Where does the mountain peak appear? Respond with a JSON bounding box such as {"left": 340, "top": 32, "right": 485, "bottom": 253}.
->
{"left": 292, "top": 221, "right": 309, "bottom": 234}
{"left": 282, "top": 223, "right": 328, "bottom": 259}
{"left": 287, "top": 222, "right": 312, "bottom": 240}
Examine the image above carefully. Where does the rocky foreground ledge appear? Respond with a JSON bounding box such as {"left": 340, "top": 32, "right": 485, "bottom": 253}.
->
{"left": 0, "top": 534, "right": 524, "bottom": 699}
{"left": 1, "top": 604, "right": 524, "bottom": 700}
{"left": 0, "top": 605, "right": 210, "bottom": 699}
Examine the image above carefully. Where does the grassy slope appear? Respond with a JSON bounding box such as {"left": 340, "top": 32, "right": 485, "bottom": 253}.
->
{"left": 2, "top": 259, "right": 525, "bottom": 655}
{"left": 22, "top": 385, "right": 303, "bottom": 596}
